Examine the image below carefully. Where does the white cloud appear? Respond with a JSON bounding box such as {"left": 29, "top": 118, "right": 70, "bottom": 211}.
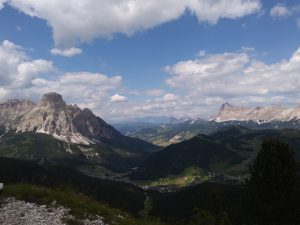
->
{"left": 162, "top": 93, "right": 177, "bottom": 101}
{"left": 0, "top": 0, "right": 6, "bottom": 9}
{"left": 197, "top": 50, "right": 206, "bottom": 57}
{"left": 297, "top": 18, "right": 300, "bottom": 28}
{"left": 145, "top": 89, "right": 165, "bottom": 97}
{"left": 0, "top": 40, "right": 54, "bottom": 91}
{"left": 270, "top": 3, "right": 300, "bottom": 19}
{"left": 241, "top": 46, "right": 255, "bottom": 52}
{"left": 128, "top": 90, "right": 140, "bottom": 96}
{"left": 3, "top": 0, "right": 261, "bottom": 46}
{"left": 187, "top": 0, "right": 261, "bottom": 24}
{"left": 110, "top": 94, "right": 127, "bottom": 102}
{"left": 165, "top": 52, "right": 249, "bottom": 89}
{"left": 50, "top": 47, "right": 82, "bottom": 57}
{"left": 165, "top": 47, "right": 300, "bottom": 111}
{"left": 31, "top": 72, "right": 123, "bottom": 105}
{"left": 270, "top": 4, "right": 291, "bottom": 18}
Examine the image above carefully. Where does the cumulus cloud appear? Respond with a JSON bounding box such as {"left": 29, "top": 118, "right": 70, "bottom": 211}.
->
{"left": 110, "top": 94, "right": 127, "bottom": 102}
{"left": 165, "top": 52, "right": 249, "bottom": 90}
{"left": 162, "top": 93, "right": 177, "bottom": 101}
{"left": 0, "top": 0, "right": 6, "bottom": 9}
{"left": 270, "top": 3, "right": 300, "bottom": 19}
{"left": 165, "top": 47, "right": 300, "bottom": 113}
{"left": 197, "top": 50, "right": 206, "bottom": 57}
{"left": 50, "top": 47, "right": 82, "bottom": 57}
{"left": 270, "top": 4, "right": 291, "bottom": 17}
{"left": 145, "top": 89, "right": 165, "bottom": 97}
{"left": 2, "top": 0, "right": 261, "bottom": 46}
{"left": 0, "top": 40, "right": 54, "bottom": 92}
{"left": 30, "top": 72, "right": 123, "bottom": 111}
{"left": 241, "top": 46, "right": 255, "bottom": 52}
{"left": 297, "top": 18, "right": 300, "bottom": 28}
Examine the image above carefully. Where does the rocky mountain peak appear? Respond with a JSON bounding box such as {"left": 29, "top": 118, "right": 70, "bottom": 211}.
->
{"left": 0, "top": 92, "right": 124, "bottom": 145}
{"left": 82, "top": 108, "right": 93, "bottom": 116}
{"left": 38, "top": 92, "right": 66, "bottom": 109}
{"left": 220, "top": 103, "right": 234, "bottom": 111}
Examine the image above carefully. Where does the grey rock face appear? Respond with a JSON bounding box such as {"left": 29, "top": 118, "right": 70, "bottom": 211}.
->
{"left": 38, "top": 92, "right": 66, "bottom": 109}
{"left": 0, "top": 92, "right": 121, "bottom": 145}
{"left": 0, "top": 98, "right": 36, "bottom": 127}
{"left": 213, "top": 103, "right": 300, "bottom": 122}
{"left": 73, "top": 108, "right": 120, "bottom": 141}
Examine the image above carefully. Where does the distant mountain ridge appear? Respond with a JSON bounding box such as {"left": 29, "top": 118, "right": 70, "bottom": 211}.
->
{"left": 120, "top": 103, "right": 300, "bottom": 146}
{"left": 213, "top": 103, "right": 300, "bottom": 123}
{"left": 114, "top": 116, "right": 189, "bottom": 125}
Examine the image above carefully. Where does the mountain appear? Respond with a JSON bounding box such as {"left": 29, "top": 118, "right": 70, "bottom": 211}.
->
{"left": 0, "top": 92, "right": 125, "bottom": 145}
{"left": 213, "top": 103, "right": 300, "bottom": 122}
{"left": 0, "top": 93, "right": 157, "bottom": 174}
{"left": 131, "top": 126, "right": 300, "bottom": 180}
{"left": 122, "top": 103, "right": 300, "bottom": 146}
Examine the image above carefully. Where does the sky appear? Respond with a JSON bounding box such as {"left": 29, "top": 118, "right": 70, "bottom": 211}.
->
{"left": 0, "top": 0, "right": 300, "bottom": 122}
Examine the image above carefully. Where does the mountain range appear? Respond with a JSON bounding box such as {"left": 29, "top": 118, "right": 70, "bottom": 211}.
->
{"left": 121, "top": 103, "right": 300, "bottom": 146}
{"left": 2, "top": 94, "right": 300, "bottom": 181}
{"left": 213, "top": 103, "right": 300, "bottom": 122}
{"left": 0, "top": 92, "right": 156, "bottom": 175}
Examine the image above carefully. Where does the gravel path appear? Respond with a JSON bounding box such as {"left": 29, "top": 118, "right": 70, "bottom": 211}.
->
{"left": 0, "top": 197, "right": 106, "bottom": 225}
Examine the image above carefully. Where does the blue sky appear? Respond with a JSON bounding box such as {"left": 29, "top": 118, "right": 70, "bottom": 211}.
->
{"left": 0, "top": 0, "right": 300, "bottom": 121}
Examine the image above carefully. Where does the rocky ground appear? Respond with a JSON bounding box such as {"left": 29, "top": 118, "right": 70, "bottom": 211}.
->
{"left": 0, "top": 197, "right": 106, "bottom": 225}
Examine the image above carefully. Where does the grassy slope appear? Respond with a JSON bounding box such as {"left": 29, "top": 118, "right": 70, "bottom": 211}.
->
{"left": 142, "top": 166, "right": 210, "bottom": 188}
{"left": 0, "top": 131, "right": 157, "bottom": 173}
{"left": 131, "top": 132, "right": 244, "bottom": 180}
{"left": 0, "top": 157, "right": 245, "bottom": 225}
{"left": 132, "top": 126, "right": 300, "bottom": 181}
{"left": 0, "top": 157, "right": 167, "bottom": 224}
{"left": 1, "top": 183, "right": 164, "bottom": 225}
{"left": 0, "top": 157, "right": 146, "bottom": 214}
{"left": 128, "top": 122, "right": 213, "bottom": 147}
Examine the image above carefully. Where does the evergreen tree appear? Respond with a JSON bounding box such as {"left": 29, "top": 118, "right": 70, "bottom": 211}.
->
{"left": 205, "top": 190, "right": 228, "bottom": 220}
{"left": 189, "top": 208, "right": 215, "bottom": 225}
{"left": 219, "top": 212, "right": 232, "bottom": 225}
{"left": 247, "top": 139, "right": 298, "bottom": 225}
